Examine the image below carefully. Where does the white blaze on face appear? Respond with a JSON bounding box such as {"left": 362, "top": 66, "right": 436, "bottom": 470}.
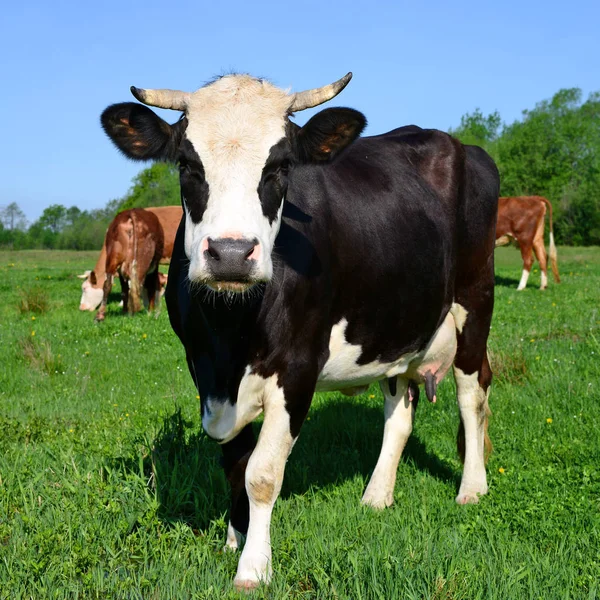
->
{"left": 181, "top": 76, "right": 291, "bottom": 284}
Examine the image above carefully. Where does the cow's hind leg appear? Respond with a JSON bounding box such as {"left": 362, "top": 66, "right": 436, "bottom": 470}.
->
{"left": 119, "top": 273, "right": 129, "bottom": 312}
{"left": 144, "top": 270, "right": 161, "bottom": 313}
{"left": 362, "top": 377, "right": 415, "bottom": 509}
{"left": 532, "top": 218, "right": 549, "bottom": 290}
{"left": 221, "top": 424, "right": 256, "bottom": 553}
{"left": 517, "top": 241, "right": 534, "bottom": 290}
{"left": 453, "top": 289, "right": 493, "bottom": 504}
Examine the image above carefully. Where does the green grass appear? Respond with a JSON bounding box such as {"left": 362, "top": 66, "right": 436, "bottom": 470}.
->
{"left": 0, "top": 247, "right": 599, "bottom": 599}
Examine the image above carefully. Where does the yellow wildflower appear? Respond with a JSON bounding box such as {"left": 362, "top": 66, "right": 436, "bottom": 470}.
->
{"left": 31, "top": 330, "right": 35, "bottom": 337}
{"left": 546, "top": 418, "right": 553, "bottom": 424}
{"left": 31, "top": 316, "right": 36, "bottom": 321}
{"left": 369, "top": 394, "right": 375, "bottom": 399}
{"left": 498, "top": 467, "right": 505, "bottom": 474}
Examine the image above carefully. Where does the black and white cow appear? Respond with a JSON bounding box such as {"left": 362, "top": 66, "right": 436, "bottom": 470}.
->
{"left": 101, "top": 73, "right": 499, "bottom": 590}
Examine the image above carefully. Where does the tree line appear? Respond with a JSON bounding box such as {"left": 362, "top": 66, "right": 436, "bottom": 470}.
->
{"left": 1, "top": 87, "right": 598, "bottom": 249}
{"left": 0, "top": 163, "right": 179, "bottom": 250}
{"left": 450, "top": 88, "right": 600, "bottom": 245}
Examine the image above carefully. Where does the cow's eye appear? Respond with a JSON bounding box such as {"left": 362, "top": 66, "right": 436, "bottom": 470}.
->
{"left": 279, "top": 159, "right": 291, "bottom": 174}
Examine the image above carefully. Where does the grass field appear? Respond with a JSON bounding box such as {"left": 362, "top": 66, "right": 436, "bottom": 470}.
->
{"left": 1, "top": 247, "right": 599, "bottom": 599}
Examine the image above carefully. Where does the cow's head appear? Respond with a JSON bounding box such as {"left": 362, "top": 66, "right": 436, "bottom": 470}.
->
{"left": 78, "top": 270, "right": 104, "bottom": 311}
{"left": 101, "top": 74, "right": 365, "bottom": 293}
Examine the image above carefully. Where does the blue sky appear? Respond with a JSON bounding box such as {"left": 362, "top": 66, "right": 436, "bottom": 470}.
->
{"left": 2, "top": 0, "right": 598, "bottom": 223}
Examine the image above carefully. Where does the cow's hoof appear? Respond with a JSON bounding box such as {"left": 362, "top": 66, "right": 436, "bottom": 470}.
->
{"left": 223, "top": 522, "right": 243, "bottom": 552}
{"left": 456, "top": 493, "right": 480, "bottom": 505}
{"left": 361, "top": 489, "right": 393, "bottom": 510}
{"left": 456, "top": 486, "right": 487, "bottom": 505}
{"left": 233, "top": 578, "right": 261, "bottom": 592}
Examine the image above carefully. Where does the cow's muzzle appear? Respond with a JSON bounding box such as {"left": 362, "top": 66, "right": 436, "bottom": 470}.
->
{"left": 204, "top": 237, "right": 259, "bottom": 291}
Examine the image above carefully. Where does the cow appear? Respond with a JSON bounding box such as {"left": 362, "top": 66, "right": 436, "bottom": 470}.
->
{"left": 91, "top": 208, "right": 164, "bottom": 321}
{"left": 79, "top": 205, "right": 182, "bottom": 311}
{"left": 100, "top": 72, "right": 500, "bottom": 590}
{"left": 496, "top": 195, "right": 560, "bottom": 290}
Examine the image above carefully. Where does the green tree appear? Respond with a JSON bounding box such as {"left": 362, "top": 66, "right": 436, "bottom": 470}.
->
{"left": 450, "top": 108, "right": 502, "bottom": 149}
{"left": 0, "top": 202, "right": 27, "bottom": 231}
{"left": 118, "top": 162, "right": 180, "bottom": 211}
{"left": 453, "top": 88, "right": 600, "bottom": 245}
{"left": 37, "top": 204, "right": 68, "bottom": 234}
{"left": 496, "top": 89, "right": 600, "bottom": 244}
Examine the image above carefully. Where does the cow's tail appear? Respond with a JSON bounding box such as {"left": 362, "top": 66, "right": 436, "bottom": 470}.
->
{"left": 129, "top": 211, "right": 142, "bottom": 313}
{"left": 541, "top": 197, "right": 560, "bottom": 283}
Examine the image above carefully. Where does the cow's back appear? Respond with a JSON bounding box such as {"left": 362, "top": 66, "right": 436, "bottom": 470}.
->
{"left": 497, "top": 196, "right": 546, "bottom": 239}
{"left": 145, "top": 206, "right": 183, "bottom": 261}
{"left": 131, "top": 209, "right": 164, "bottom": 274}
{"left": 273, "top": 127, "right": 497, "bottom": 366}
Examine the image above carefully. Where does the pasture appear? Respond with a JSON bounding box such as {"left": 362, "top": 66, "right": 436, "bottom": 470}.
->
{"left": 0, "top": 247, "right": 599, "bottom": 599}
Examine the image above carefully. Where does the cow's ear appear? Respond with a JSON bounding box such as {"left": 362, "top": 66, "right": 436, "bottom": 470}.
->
{"left": 295, "top": 107, "right": 366, "bottom": 163}
{"left": 89, "top": 270, "right": 97, "bottom": 285}
{"left": 100, "top": 103, "right": 186, "bottom": 162}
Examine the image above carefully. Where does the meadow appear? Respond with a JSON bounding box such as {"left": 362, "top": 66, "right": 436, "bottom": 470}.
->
{"left": 0, "top": 247, "right": 598, "bottom": 599}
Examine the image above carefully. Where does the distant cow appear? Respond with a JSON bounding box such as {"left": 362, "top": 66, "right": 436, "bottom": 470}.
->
{"left": 79, "top": 205, "right": 182, "bottom": 311}
{"left": 496, "top": 196, "right": 560, "bottom": 290}
{"left": 91, "top": 208, "right": 164, "bottom": 321}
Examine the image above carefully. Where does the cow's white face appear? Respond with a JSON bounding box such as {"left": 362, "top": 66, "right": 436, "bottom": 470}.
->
{"left": 101, "top": 72, "right": 366, "bottom": 294}
{"left": 79, "top": 272, "right": 103, "bottom": 311}
{"left": 179, "top": 77, "right": 291, "bottom": 291}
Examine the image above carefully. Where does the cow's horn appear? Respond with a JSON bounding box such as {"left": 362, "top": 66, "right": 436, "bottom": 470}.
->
{"left": 130, "top": 86, "right": 191, "bottom": 111}
{"left": 289, "top": 72, "right": 353, "bottom": 112}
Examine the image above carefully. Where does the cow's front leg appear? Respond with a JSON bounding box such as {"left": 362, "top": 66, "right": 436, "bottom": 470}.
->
{"left": 233, "top": 382, "right": 296, "bottom": 591}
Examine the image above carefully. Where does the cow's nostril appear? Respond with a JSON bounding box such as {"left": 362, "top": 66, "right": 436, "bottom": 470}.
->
{"left": 207, "top": 241, "right": 220, "bottom": 261}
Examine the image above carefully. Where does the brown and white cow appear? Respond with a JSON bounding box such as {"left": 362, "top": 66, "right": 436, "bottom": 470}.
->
{"left": 90, "top": 208, "right": 164, "bottom": 321}
{"left": 79, "top": 205, "right": 182, "bottom": 311}
{"left": 496, "top": 195, "right": 560, "bottom": 290}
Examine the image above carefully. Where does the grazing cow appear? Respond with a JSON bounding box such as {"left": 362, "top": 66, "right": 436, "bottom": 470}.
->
{"left": 496, "top": 195, "right": 560, "bottom": 290}
{"left": 93, "top": 208, "right": 164, "bottom": 321}
{"left": 101, "top": 72, "right": 500, "bottom": 590}
{"left": 79, "top": 205, "right": 182, "bottom": 310}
